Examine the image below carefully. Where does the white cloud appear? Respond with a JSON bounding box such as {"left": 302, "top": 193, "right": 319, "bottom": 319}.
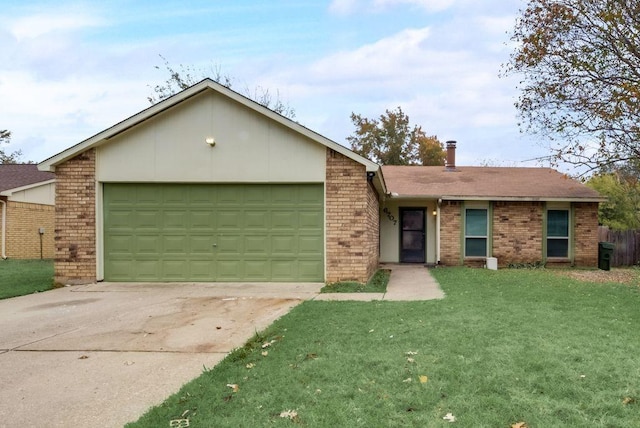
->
{"left": 373, "top": 0, "right": 455, "bottom": 12}
{"left": 329, "top": 0, "right": 455, "bottom": 15}
{"left": 7, "top": 12, "right": 105, "bottom": 41}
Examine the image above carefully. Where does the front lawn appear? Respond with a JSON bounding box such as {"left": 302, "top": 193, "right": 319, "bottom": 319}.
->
{"left": 127, "top": 268, "right": 640, "bottom": 427}
{"left": 0, "top": 259, "right": 54, "bottom": 299}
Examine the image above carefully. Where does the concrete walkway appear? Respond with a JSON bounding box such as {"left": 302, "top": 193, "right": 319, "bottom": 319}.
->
{"left": 315, "top": 264, "right": 445, "bottom": 301}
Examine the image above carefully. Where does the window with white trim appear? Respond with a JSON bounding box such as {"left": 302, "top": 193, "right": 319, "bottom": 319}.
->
{"left": 547, "top": 209, "right": 569, "bottom": 258}
{"left": 465, "top": 208, "right": 488, "bottom": 257}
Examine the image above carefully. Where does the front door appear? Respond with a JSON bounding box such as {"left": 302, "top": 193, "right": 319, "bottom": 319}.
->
{"left": 400, "top": 208, "right": 425, "bottom": 263}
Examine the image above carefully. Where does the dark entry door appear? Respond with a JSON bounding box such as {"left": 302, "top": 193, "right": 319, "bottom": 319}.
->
{"left": 400, "top": 209, "right": 425, "bottom": 263}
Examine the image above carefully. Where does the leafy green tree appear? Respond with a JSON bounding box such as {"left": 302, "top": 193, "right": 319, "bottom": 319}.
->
{"left": 148, "top": 55, "right": 295, "bottom": 119}
{"left": 347, "top": 107, "right": 445, "bottom": 165}
{"left": 505, "top": 0, "right": 640, "bottom": 172}
{"left": 0, "top": 130, "right": 23, "bottom": 164}
{"left": 586, "top": 164, "right": 640, "bottom": 230}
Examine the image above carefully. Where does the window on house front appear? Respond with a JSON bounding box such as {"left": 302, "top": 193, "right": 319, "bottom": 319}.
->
{"left": 547, "top": 209, "right": 569, "bottom": 258}
{"left": 465, "top": 208, "right": 488, "bottom": 257}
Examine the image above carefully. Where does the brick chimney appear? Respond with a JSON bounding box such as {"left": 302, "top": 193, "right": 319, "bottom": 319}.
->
{"left": 445, "top": 140, "right": 457, "bottom": 171}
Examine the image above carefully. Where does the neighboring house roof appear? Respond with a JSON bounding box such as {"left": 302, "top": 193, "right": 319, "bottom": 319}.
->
{"left": 0, "top": 164, "right": 55, "bottom": 194}
{"left": 37, "top": 78, "right": 380, "bottom": 176}
{"left": 382, "top": 165, "right": 603, "bottom": 202}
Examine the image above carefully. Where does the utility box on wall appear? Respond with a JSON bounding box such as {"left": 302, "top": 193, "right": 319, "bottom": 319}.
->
{"left": 486, "top": 257, "right": 498, "bottom": 270}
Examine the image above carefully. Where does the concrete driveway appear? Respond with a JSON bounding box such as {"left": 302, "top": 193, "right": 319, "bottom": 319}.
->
{"left": 0, "top": 282, "right": 322, "bottom": 428}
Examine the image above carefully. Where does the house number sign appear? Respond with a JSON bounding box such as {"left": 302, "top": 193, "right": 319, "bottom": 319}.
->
{"left": 383, "top": 207, "right": 397, "bottom": 225}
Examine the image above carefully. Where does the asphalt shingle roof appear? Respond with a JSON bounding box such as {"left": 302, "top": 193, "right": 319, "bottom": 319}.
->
{"left": 0, "top": 164, "right": 55, "bottom": 193}
{"left": 381, "top": 165, "right": 602, "bottom": 200}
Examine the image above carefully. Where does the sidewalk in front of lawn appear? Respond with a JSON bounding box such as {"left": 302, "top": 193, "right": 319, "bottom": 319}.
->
{"left": 315, "top": 264, "right": 445, "bottom": 301}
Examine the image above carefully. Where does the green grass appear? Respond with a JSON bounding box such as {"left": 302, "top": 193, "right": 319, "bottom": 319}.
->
{"left": 320, "top": 269, "right": 390, "bottom": 293}
{"left": 127, "top": 268, "right": 640, "bottom": 427}
{"left": 0, "top": 259, "right": 54, "bottom": 299}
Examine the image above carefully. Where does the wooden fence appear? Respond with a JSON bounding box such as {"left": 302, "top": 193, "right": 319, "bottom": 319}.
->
{"left": 597, "top": 226, "right": 640, "bottom": 266}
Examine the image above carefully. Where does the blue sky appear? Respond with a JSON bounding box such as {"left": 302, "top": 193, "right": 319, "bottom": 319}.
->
{"left": 0, "top": 0, "right": 556, "bottom": 169}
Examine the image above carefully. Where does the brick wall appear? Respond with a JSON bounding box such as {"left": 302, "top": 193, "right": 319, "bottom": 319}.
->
{"left": 573, "top": 202, "right": 598, "bottom": 267}
{"left": 54, "top": 149, "right": 96, "bottom": 284}
{"left": 493, "top": 201, "right": 544, "bottom": 266}
{"left": 439, "top": 201, "right": 461, "bottom": 266}
{"left": 325, "top": 148, "right": 379, "bottom": 283}
{"left": 4, "top": 201, "right": 55, "bottom": 259}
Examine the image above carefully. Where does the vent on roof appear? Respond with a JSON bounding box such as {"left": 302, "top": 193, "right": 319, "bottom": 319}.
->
{"left": 445, "top": 141, "right": 457, "bottom": 171}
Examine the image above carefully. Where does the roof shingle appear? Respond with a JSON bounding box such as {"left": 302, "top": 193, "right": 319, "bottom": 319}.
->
{"left": 381, "top": 166, "right": 602, "bottom": 200}
{"left": 0, "top": 164, "right": 55, "bottom": 193}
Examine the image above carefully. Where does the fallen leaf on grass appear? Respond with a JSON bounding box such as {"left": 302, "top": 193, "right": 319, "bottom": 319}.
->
{"left": 262, "top": 340, "right": 276, "bottom": 348}
{"left": 279, "top": 409, "right": 298, "bottom": 419}
{"left": 261, "top": 351, "right": 268, "bottom": 357}
{"left": 407, "top": 357, "right": 415, "bottom": 363}
{"left": 419, "top": 375, "right": 428, "bottom": 383}
{"left": 405, "top": 351, "right": 418, "bottom": 356}
{"left": 246, "top": 363, "right": 255, "bottom": 369}
{"left": 511, "top": 422, "right": 528, "bottom": 428}
{"left": 443, "top": 412, "right": 456, "bottom": 422}
{"left": 226, "top": 383, "right": 239, "bottom": 393}
{"left": 403, "top": 378, "right": 412, "bottom": 383}
{"left": 623, "top": 397, "right": 635, "bottom": 405}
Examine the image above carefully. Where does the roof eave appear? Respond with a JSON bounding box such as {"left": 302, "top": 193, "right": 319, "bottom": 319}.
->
{"left": 387, "top": 194, "right": 605, "bottom": 203}
{"left": 0, "top": 178, "right": 56, "bottom": 196}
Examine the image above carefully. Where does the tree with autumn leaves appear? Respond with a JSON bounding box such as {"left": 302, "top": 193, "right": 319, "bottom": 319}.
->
{"left": 347, "top": 107, "right": 446, "bottom": 166}
{"left": 506, "top": 0, "right": 640, "bottom": 172}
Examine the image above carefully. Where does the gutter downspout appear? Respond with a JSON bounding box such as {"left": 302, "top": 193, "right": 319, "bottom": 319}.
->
{"left": 436, "top": 199, "right": 441, "bottom": 264}
{"left": 0, "top": 199, "right": 6, "bottom": 259}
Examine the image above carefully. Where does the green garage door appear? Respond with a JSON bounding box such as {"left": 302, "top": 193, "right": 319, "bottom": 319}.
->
{"left": 103, "top": 183, "right": 324, "bottom": 282}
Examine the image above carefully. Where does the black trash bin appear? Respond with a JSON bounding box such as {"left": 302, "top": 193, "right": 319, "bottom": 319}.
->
{"left": 598, "top": 242, "right": 615, "bottom": 271}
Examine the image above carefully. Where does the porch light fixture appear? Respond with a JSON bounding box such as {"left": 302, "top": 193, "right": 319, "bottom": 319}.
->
{"left": 205, "top": 137, "right": 216, "bottom": 146}
{"left": 432, "top": 209, "right": 437, "bottom": 216}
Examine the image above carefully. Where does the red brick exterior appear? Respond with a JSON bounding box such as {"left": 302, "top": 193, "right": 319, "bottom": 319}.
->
{"left": 492, "top": 201, "right": 544, "bottom": 267}
{"left": 54, "top": 149, "right": 96, "bottom": 285}
{"left": 325, "top": 149, "right": 379, "bottom": 283}
{"left": 439, "top": 200, "right": 598, "bottom": 268}
{"left": 3, "top": 201, "right": 55, "bottom": 259}
{"left": 439, "top": 201, "right": 461, "bottom": 266}
{"left": 573, "top": 202, "right": 599, "bottom": 266}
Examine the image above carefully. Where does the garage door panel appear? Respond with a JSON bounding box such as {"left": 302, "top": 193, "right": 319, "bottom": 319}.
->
{"left": 272, "top": 236, "right": 296, "bottom": 256}
{"left": 162, "top": 260, "right": 189, "bottom": 280}
{"left": 299, "top": 211, "right": 323, "bottom": 229}
{"left": 244, "top": 260, "right": 270, "bottom": 280}
{"left": 217, "top": 211, "right": 242, "bottom": 230}
{"left": 188, "top": 211, "right": 215, "bottom": 231}
{"left": 104, "top": 183, "right": 323, "bottom": 282}
{"left": 136, "top": 261, "right": 162, "bottom": 280}
{"left": 163, "top": 211, "right": 188, "bottom": 230}
{"left": 216, "top": 187, "right": 243, "bottom": 205}
{"left": 271, "top": 260, "right": 295, "bottom": 280}
{"left": 136, "top": 235, "right": 161, "bottom": 255}
{"left": 217, "top": 235, "right": 242, "bottom": 256}
{"left": 162, "top": 187, "right": 189, "bottom": 206}
{"left": 162, "top": 236, "right": 188, "bottom": 254}
{"left": 244, "top": 211, "right": 269, "bottom": 229}
{"left": 189, "top": 261, "right": 216, "bottom": 279}
{"left": 190, "top": 236, "right": 214, "bottom": 254}
{"left": 244, "top": 235, "right": 269, "bottom": 256}
{"left": 272, "top": 211, "right": 296, "bottom": 230}
{"left": 298, "top": 236, "right": 323, "bottom": 255}
{"left": 298, "top": 261, "right": 324, "bottom": 281}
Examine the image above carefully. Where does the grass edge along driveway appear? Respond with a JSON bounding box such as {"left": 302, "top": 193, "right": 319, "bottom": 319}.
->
{"left": 0, "top": 259, "right": 54, "bottom": 300}
{"left": 128, "top": 267, "right": 640, "bottom": 427}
